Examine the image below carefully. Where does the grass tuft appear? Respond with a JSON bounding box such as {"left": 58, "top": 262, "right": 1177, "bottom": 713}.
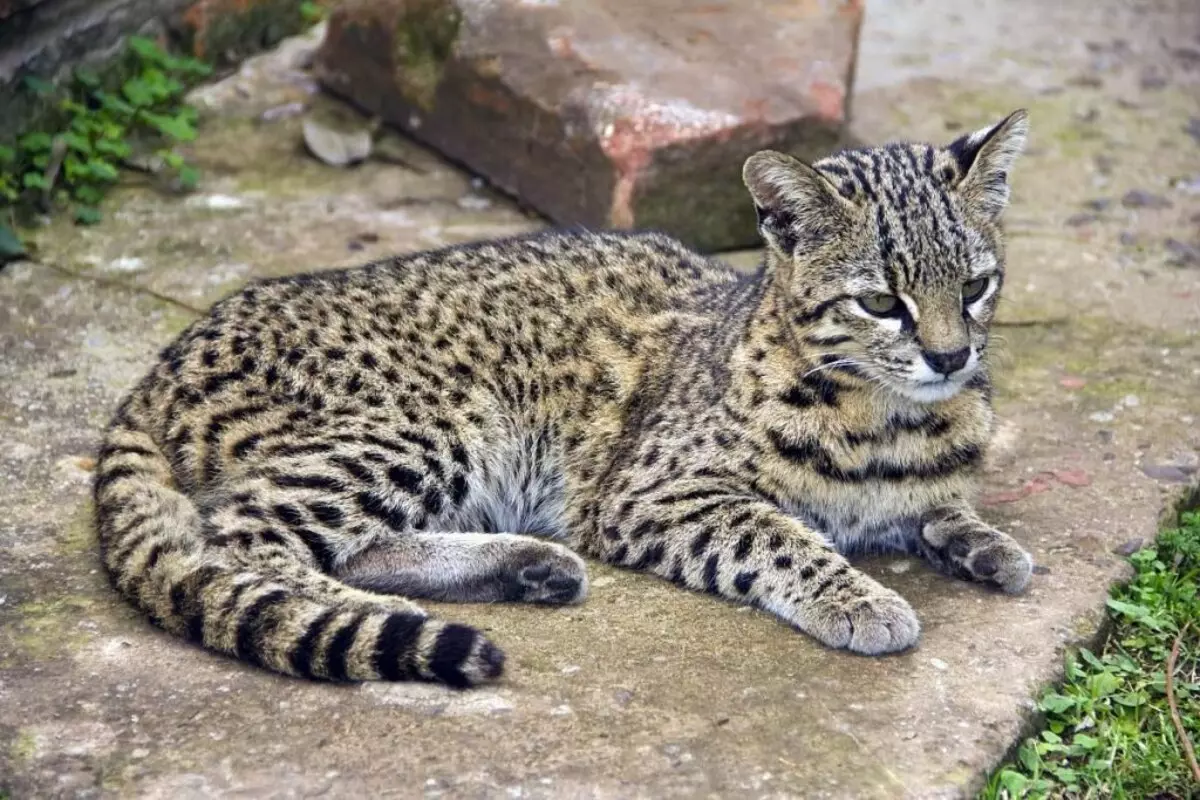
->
{"left": 983, "top": 509, "right": 1200, "bottom": 799}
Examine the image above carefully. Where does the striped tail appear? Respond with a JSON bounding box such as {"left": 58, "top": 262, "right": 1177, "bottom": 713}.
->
{"left": 92, "top": 406, "right": 505, "bottom": 688}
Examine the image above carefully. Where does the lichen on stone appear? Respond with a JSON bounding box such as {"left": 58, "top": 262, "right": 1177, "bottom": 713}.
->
{"left": 392, "top": 0, "right": 462, "bottom": 111}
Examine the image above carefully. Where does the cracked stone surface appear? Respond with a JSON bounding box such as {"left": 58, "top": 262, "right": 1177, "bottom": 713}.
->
{"left": 2, "top": 1, "right": 1199, "bottom": 797}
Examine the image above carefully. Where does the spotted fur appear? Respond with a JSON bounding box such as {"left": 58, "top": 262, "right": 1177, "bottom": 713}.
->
{"left": 94, "top": 111, "right": 1034, "bottom": 686}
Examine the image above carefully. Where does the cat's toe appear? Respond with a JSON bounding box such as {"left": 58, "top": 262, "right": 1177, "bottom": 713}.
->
{"left": 794, "top": 584, "right": 920, "bottom": 655}
{"left": 844, "top": 592, "right": 921, "bottom": 655}
{"left": 969, "top": 540, "right": 1032, "bottom": 594}
{"left": 509, "top": 545, "right": 589, "bottom": 605}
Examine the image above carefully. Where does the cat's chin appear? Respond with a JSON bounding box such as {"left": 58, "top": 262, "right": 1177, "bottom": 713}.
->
{"left": 894, "top": 379, "right": 965, "bottom": 404}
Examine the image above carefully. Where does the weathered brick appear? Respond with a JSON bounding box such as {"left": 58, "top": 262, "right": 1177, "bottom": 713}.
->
{"left": 315, "top": 0, "right": 863, "bottom": 252}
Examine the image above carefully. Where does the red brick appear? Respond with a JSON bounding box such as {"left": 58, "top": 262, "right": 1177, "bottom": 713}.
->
{"left": 315, "top": 0, "right": 863, "bottom": 251}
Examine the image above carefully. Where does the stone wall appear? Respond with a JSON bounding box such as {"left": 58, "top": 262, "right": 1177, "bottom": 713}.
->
{"left": 0, "top": 0, "right": 321, "bottom": 141}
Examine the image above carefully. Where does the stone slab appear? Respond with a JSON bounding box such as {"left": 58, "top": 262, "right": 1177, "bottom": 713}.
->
{"left": 2, "top": 2, "right": 1200, "bottom": 797}
{"left": 314, "top": 0, "right": 862, "bottom": 252}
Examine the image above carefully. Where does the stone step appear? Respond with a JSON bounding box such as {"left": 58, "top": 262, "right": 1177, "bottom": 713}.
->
{"left": 315, "top": 0, "right": 863, "bottom": 252}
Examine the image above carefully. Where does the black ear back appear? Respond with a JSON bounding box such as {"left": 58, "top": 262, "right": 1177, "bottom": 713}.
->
{"left": 944, "top": 110, "right": 1029, "bottom": 220}
{"left": 743, "top": 151, "right": 857, "bottom": 255}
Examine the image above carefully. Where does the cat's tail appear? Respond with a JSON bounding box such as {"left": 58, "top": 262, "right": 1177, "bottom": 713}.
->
{"left": 92, "top": 404, "right": 505, "bottom": 688}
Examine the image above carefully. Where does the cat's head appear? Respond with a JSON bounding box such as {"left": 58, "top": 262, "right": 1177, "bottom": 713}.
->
{"left": 743, "top": 110, "right": 1028, "bottom": 404}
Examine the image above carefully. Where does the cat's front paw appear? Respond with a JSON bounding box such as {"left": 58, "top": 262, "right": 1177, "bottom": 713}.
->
{"left": 959, "top": 534, "right": 1032, "bottom": 594}
{"left": 791, "top": 580, "right": 920, "bottom": 656}
{"left": 922, "top": 517, "right": 1033, "bottom": 594}
{"left": 504, "top": 542, "right": 589, "bottom": 605}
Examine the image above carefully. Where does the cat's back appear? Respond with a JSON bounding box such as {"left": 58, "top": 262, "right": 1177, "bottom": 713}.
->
{"left": 220, "top": 229, "right": 737, "bottom": 319}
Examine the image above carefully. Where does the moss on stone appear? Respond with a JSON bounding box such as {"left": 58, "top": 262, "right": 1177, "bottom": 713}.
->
{"left": 10, "top": 596, "right": 95, "bottom": 661}
{"left": 179, "top": 1, "right": 319, "bottom": 64}
{"left": 9, "top": 730, "right": 37, "bottom": 765}
{"left": 392, "top": 1, "right": 462, "bottom": 111}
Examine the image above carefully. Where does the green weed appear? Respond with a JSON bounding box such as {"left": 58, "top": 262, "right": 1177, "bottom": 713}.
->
{"left": 0, "top": 36, "right": 211, "bottom": 253}
{"left": 983, "top": 510, "right": 1200, "bottom": 798}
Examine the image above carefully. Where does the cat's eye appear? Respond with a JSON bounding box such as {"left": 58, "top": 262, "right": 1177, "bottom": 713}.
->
{"left": 858, "top": 294, "right": 901, "bottom": 316}
{"left": 962, "top": 277, "right": 990, "bottom": 304}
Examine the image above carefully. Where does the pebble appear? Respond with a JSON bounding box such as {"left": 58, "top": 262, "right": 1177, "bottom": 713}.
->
{"left": 1088, "top": 411, "right": 1115, "bottom": 423}
{"left": 1140, "top": 464, "right": 1193, "bottom": 483}
{"left": 929, "top": 658, "right": 949, "bottom": 671}
{"left": 1139, "top": 71, "right": 1168, "bottom": 89}
{"left": 1032, "top": 565, "right": 1051, "bottom": 575}
{"left": 1119, "top": 231, "right": 1138, "bottom": 246}
{"left": 1121, "top": 189, "right": 1173, "bottom": 209}
{"left": 1165, "top": 238, "right": 1200, "bottom": 267}
{"left": 1112, "top": 538, "right": 1143, "bottom": 556}
{"left": 1121, "top": 394, "right": 1140, "bottom": 408}
{"left": 1065, "top": 212, "right": 1099, "bottom": 227}
{"left": 1186, "top": 117, "right": 1200, "bottom": 144}
{"left": 189, "top": 194, "right": 250, "bottom": 210}
{"left": 1084, "top": 197, "right": 1112, "bottom": 211}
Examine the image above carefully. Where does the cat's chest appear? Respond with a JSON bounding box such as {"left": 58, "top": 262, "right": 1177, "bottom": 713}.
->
{"left": 758, "top": 402, "right": 992, "bottom": 554}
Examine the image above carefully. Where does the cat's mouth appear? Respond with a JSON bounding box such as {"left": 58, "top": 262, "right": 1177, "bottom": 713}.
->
{"left": 898, "top": 376, "right": 969, "bottom": 404}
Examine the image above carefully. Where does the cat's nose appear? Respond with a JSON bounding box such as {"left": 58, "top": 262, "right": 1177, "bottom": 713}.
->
{"left": 922, "top": 347, "right": 970, "bottom": 376}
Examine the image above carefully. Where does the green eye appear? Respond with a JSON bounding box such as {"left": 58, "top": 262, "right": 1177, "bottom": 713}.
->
{"left": 859, "top": 294, "right": 901, "bottom": 316}
{"left": 963, "top": 277, "right": 990, "bottom": 303}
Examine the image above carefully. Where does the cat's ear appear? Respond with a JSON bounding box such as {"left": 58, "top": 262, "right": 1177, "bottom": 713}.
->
{"left": 944, "top": 109, "right": 1029, "bottom": 221}
{"left": 743, "top": 151, "right": 857, "bottom": 256}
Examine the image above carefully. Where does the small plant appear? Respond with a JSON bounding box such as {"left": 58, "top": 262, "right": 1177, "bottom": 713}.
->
{"left": 300, "top": 1, "right": 329, "bottom": 24}
{"left": 0, "top": 35, "right": 211, "bottom": 247}
{"left": 983, "top": 510, "right": 1200, "bottom": 799}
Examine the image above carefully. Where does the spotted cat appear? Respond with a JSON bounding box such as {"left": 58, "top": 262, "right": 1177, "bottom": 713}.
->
{"left": 94, "top": 111, "right": 1034, "bottom": 687}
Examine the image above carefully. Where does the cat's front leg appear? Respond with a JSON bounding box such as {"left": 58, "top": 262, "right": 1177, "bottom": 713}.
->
{"left": 918, "top": 501, "right": 1033, "bottom": 594}
{"left": 597, "top": 497, "right": 920, "bottom": 655}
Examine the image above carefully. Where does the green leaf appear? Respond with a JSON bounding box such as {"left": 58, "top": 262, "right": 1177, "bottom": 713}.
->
{"left": 1087, "top": 671, "right": 1121, "bottom": 698}
{"left": 21, "top": 76, "right": 56, "bottom": 96}
{"left": 19, "top": 132, "right": 54, "bottom": 152}
{"left": 1107, "top": 599, "right": 1150, "bottom": 620}
{"left": 0, "top": 145, "right": 14, "bottom": 165}
{"left": 1049, "top": 766, "right": 1077, "bottom": 783}
{"left": 1114, "top": 691, "right": 1146, "bottom": 707}
{"left": 1018, "top": 742, "right": 1040, "bottom": 773}
{"left": 997, "top": 769, "right": 1028, "bottom": 797}
{"left": 1040, "top": 730, "right": 1061, "bottom": 745}
{"left": 122, "top": 78, "right": 155, "bottom": 107}
{"left": 0, "top": 223, "right": 26, "bottom": 262}
{"left": 141, "top": 111, "right": 196, "bottom": 142}
{"left": 1072, "top": 733, "right": 1100, "bottom": 750}
{"left": 177, "top": 165, "right": 199, "bottom": 191}
{"left": 22, "top": 172, "right": 50, "bottom": 190}
{"left": 96, "top": 91, "right": 137, "bottom": 117}
{"left": 1078, "top": 648, "right": 1105, "bottom": 670}
{"left": 159, "top": 150, "right": 185, "bottom": 169}
{"left": 73, "top": 184, "right": 104, "bottom": 205}
{"left": 86, "top": 160, "right": 120, "bottom": 182}
{"left": 74, "top": 205, "right": 102, "bottom": 225}
{"left": 1039, "top": 693, "right": 1077, "bottom": 714}
{"left": 63, "top": 132, "right": 93, "bottom": 154}
{"left": 95, "top": 138, "right": 132, "bottom": 159}
{"left": 128, "top": 36, "right": 169, "bottom": 66}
